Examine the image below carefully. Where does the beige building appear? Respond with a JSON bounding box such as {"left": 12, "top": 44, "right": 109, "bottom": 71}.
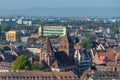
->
{"left": 38, "top": 26, "right": 67, "bottom": 36}
{"left": 6, "top": 30, "right": 20, "bottom": 42}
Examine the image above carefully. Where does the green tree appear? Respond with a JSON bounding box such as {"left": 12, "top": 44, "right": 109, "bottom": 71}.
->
{"left": 38, "top": 35, "right": 46, "bottom": 39}
{"left": 34, "top": 26, "right": 39, "bottom": 33}
{"left": 76, "top": 37, "right": 79, "bottom": 43}
{"left": 80, "top": 37, "right": 96, "bottom": 50}
{"left": 31, "top": 62, "right": 45, "bottom": 71}
{"left": 38, "top": 35, "right": 60, "bottom": 39}
{"left": 47, "top": 35, "right": 60, "bottom": 39}
{"left": 33, "top": 54, "right": 39, "bottom": 61}
{"left": 112, "top": 29, "right": 119, "bottom": 38}
{"left": 2, "top": 26, "right": 11, "bottom": 31}
{"left": 13, "top": 55, "right": 31, "bottom": 70}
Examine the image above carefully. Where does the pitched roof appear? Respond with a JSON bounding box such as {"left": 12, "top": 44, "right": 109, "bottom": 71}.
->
{"left": 114, "top": 46, "right": 120, "bottom": 52}
{"left": 0, "top": 71, "right": 79, "bottom": 80}
{"left": 51, "top": 60, "right": 60, "bottom": 68}
{"left": 59, "top": 34, "right": 73, "bottom": 44}
{"left": 0, "top": 71, "right": 55, "bottom": 77}
{"left": 96, "top": 44, "right": 106, "bottom": 51}
{"left": 53, "top": 71, "right": 79, "bottom": 80}
{"left": 74, "top": 45, "right": 81, "bottom": 50}
{"left": 3, "top": 46, "right": 11, "bottom": 51}
{"left": 81, "top": 68, "right": 120, "bottom": 80}
{"left": 41, "top": 38, "right": 53, "bottom": 53}
{"left": 89, "top": 71, "right": 119, "bottom": 79}
{"left": 96, "top": 48, "right": 120, "bottom": 62}
{"left": 53, "top": 51, "right": 73, "bottom": 67}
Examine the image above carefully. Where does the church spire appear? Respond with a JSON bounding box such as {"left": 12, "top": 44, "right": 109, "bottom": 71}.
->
{"left": 58, "top": 34, "right": 74, "bottom": 59}
{"left": 41, "top": 38, "right": 53, "bottom": 53}
{"left": 40, "top": 38, "right": 54, "bottom": 66}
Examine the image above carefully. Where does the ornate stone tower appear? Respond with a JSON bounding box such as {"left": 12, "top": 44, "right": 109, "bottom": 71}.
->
{"left": 40, "top": 38, "right": 54, "bottom": 66}
{"left": 58, "top": 34, "right": 74, "bottom": 59}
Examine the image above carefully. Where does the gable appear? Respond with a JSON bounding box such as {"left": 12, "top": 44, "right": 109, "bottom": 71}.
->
{"left": 96, "top": 44, "right": 105, "bottom": 51}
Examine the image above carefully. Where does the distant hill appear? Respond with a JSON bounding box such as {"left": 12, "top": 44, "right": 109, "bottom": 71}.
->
{"left": 0, "top": 7, "right": 120, "bottom": 17}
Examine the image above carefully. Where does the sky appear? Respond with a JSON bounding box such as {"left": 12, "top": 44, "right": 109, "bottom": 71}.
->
{"left": 0, "top": 0, "right": 120, "bottom": 16}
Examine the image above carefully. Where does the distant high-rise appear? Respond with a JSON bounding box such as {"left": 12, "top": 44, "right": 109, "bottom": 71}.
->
{"left": 38, "top": 26, "right": 67, "bottom": 36}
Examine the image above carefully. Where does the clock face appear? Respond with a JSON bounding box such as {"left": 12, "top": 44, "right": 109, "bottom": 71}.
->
{"left": 42, "top": 52, "right": 46, "bottom": 57}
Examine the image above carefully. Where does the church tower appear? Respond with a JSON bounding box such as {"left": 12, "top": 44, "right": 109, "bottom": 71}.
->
{"left": 58, "top": 34, "right": 74, "bottom": 59}
{"left": 40, "top": 38, "right": 54, "bottom": 66}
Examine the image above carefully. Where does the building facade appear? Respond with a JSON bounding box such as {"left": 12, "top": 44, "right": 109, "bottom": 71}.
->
{"left": 38, "top": 26, "right": 67, "bottom": 36}
{"left": 0, "top": 62, "right": 12, "bottom": 72}
{"left": 6, "top": 30, "right": 20, "bottom": 42}
{"left": 39, "top": 35, "right": 77, "bottom": 74}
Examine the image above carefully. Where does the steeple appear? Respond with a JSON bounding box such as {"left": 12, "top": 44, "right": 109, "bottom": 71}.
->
{"left": 60, "top": 34, "right": 69, "bottom": 44}
{"left": 59, "top": 34, "right": 73, "bottom": 45}
{"left": 40, "top": 38, "right": 54, "bottom": 66}
{"left": 58, "top": 34, "right": 74, "bottom": 59}
{"left": 41, "top": 38, "right": 53, "bottom": 53}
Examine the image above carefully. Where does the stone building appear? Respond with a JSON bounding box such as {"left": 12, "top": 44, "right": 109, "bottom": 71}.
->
{"left": 80, "top": 68, "right": 119, "bottom": 80}
{"left": 0, "top": 71, "right": 79, "bottom": 80}
{"left": 39, "top": 35, "right": 77, "bottom": 74}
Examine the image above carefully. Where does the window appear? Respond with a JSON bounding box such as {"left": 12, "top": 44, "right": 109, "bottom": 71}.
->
{"left": 64, "top": 76, "right": 67, "bottom": 79}
{"left": 73, "top": 76, "right": 77, "bottom": 79}
{"left": 69, "top": 76, "right": 72, "bottom": 79}
{"left": 51, "top": 76, "right": 56, "bottom": 79}
{"left": 64, "top": 45, "right": 67, "bottom": 49}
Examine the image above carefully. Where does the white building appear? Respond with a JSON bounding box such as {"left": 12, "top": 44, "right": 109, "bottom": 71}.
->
{"left": 38, "top": 26, "right": 67, "bottom": 36}
{"left": 5, "top": 19, "right": 9, "bottom": 21}
{"left": 17, "top": 19, "right": 23, "bottom": 24}
{"left": 23, "top": 21, "right": 32, "bottom": 26}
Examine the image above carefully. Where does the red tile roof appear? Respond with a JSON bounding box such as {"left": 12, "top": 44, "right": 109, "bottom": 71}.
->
{"left": 74, "top": 45, "right": 81, "bottom": 50}
{"left": 93, "top": 48, "right": 120, "bottom": 65}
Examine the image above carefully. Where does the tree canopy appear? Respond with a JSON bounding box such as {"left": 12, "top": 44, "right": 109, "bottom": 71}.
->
{"left": 2, "top": 26, "right": 11, "bottom": 31}
{"left": 13, "top": 55, "right": 31, "bottom": 70}
{"left": 31, "top": 62, "right": 45, "bottom": 71}
{"left": 13, "top": 55, "right": 46, "bottom": 71}
{"left": 38, "top": 35, "right": 60, "bottom": 39}
{"left": 80, "top": 37, "right": 96, "bottom": 50}
{"left": 33, "top": 26, "right": 39, "bottom": 34}
{"left": 33, "top": 54, "right": 39, "bottom": 61}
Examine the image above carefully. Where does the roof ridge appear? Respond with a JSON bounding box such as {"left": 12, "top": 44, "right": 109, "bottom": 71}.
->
{"left": 41, "top": 38, "right": 53, "bottom": 53}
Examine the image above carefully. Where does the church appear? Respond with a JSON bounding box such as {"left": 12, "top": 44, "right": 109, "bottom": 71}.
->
{"left": 39, "top": 34, "right": 77, "bottom": 74}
